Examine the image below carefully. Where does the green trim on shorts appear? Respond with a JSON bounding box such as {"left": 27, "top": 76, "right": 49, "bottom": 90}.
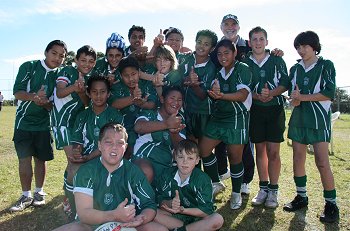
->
{"left": 205, "top": 122, "right": 248, "bottom": 144}
{"left": 13, "top": 129, "right": 54, "bottom": 161}
{"left": 250, "top": 104, "right": 285, "bottom": 143}
{"left": 287, "top": 126, "right": 331, "bottom": 144}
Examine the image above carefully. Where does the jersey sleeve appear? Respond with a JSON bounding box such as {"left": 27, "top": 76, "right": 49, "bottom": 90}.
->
{"left": 73, "top": 162, "right": 95, "bottom": 196}
{"left": 236, "top": 63, "right": 252, "bottom": 92}
{"left": 194, "top": 172, "right": 215, "bottom": 215}
{"left": 275, "top": 57, "right": 290, "bottom": 89}
{"left": 13, "top": 61, "right": 36, "bottom": 94}
{"left": 70, "top": 110, "right": 87, "bottom": 145}
{"left": 165, "top": 70, "right": 183, "bottom": 87}
{"left": 319, "top": 59, "right": 336, "bottom": 100}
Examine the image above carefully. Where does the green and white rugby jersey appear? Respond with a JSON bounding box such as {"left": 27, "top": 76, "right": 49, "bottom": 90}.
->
{"left": 243, "top": 51, "right": 289, "bottom": 106}
{"left": 288, "top": 57, "right": 336, "bottom": 130}
{"left": 13, "top": 60, "right": 59, "bottom": 131}
{"left": 71, "top": 105, "right": 124, "bottom": 155}
{"left": 108, "top": 79, "right": 157, "bottom": 131}
{"left": 155, "top": 167, "right": 215, "bottom": 215}
{"left": 74, "top": 158, "right": 156, "bottom": 215}
{"left": 51, "top": 66, "right": 89, "bottom": 129}
{"left": 133, "top": 109, "right": 186, "bottom": 168}
{"left": 92, "top": 57, "right": 122, "bottom": 82}
{"left": 179, "top": 53, "right": 216, "bottom": 115}
{"left": 211, "top": 61, "right": 252, "bottom": 129}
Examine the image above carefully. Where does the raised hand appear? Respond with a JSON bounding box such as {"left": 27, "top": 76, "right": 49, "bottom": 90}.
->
{"left": 75, "top": 72, "right": 86, "bottom": 93}
{"left": 184, "top": 67, "right": 201, "bottom": 86}
{"left": 208, "top": 79, "right": 224, "bottom": 99}
{"left": 161, "top": 190, "right": 183, "bottom": 214}
{"left": 153, "top": 29, "right": 165, "bottom": 47}
{"left": 261, "top": 83, "right": 270, "bottom": 98}
{"left": 33, "top": 85, "right": 49, "bottom": 106}
{"left": 152, "top": 72, "right": 165, "bottom": 87}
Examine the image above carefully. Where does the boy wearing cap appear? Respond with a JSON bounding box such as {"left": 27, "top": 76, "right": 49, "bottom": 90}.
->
{"left": 93, "top": 32, "right": 125, "bottom": 85}
{"left": 109, "top": 56, "right": 157, "bottom": 159}
{"left": 10, "top": 40, "right": 67, "bottom": 212}
{"left": 52, "top": 45, "right": 96, "bottom": 218}
{"left": 243, "top": 26, "right": 289, "bottom": 208}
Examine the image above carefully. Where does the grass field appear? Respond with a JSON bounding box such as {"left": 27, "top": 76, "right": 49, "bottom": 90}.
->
{"left": 0, "top": 106, "right": 349, "bottom": 231}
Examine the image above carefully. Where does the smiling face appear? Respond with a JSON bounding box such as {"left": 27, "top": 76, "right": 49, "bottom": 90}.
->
{"left": 249, "top": 31, "right": 268, "bottom": 56}
{"left": 221, "top": 19, "right": 240, "bottom": 41}
{"left": 161, "top": 89, "right": 183, "bottom": 115}
{"left": 44, "top": 45, "right": 66, "bottom": 69}
{"left": 99, "top": 129, "right": 127, "bottom": 172}
{"left": 121, "top": 66, "right": 139, "bottom": 89}
{"left": 296, "top": 44, "right": 316, "bottom": 63}
{"left": 195, "top": 35, "right": 213, "bottom": 58}
{"left": 106, "top": 48, "right": 124, "bottom": 69}
{"left": 156, "top": 56, "right": 172, "bottom": 74}
{"left": 175, "top": 149, "right": 199, "bottom": 179}
{"left": 165, "top": 33, "right": 183, "bottom": 53}
{"left": 75, "top": 53, "right": 96, "bottom": 75}
{"left": 88, "top": 80, "right": 110, "bottom": 108}
{"left": 129, "top": 31, "right": 145, "bottom": 51}
{"left": 217, "top": 45, "right": 235, "bottom": 70}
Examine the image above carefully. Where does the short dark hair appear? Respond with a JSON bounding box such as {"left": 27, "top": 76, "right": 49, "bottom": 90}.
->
{"left": 175, "top": 140, "right": 199, "bottom": 157}
{"left": 76, "top": 45, "right": 97, "bottom": 60}
{"left": 118, "top": 56, "right": 140, "bottom": 74}
{"left": 87, "top": 74, "right": 111, "bottom": 93}
{"left": 128, "top": 25, "right": 146, "bottom": 40}
{"left": 164, "top": 27, "right": 184, "bottom": 41}
{"left": 294, "top": 31, "right": 321, "bottom": 55}
{"left": 162, "top": 85, "right": 184, "bottom": 99}
{"left": 213, "top": 39, "right": 236, "bottom": 57}
{"left": 45, "top": 40, "right": 68, "bottom": 56}
{"left": 99, "top": 123, "right": 128, "bottom": 141}
{"left": 196, "top": 29, "right": 218, "bottom": 48}
{"left": 249, "top": 26, "right": 268, "bottom": 40}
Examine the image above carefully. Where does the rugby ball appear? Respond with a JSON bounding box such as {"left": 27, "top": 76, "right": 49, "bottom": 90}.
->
{"left": 95, "top": 222, "right": 137, "bottom": 231}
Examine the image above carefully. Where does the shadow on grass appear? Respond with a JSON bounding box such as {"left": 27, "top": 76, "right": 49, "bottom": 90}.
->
{"left": 0, "top": 195, "right": 69, "bottom": 231}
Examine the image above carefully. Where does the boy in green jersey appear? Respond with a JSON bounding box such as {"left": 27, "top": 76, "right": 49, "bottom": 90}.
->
{"left": 67, "top": 74, "right": 124, "bottom": 217}
{"left": 93, "top": 32, "right": 125, "bottom": 85}
{"left": 283, "top": 31, "right": 339, "bottom": 223}
{"left": 154, "top": 140, "right": 224, "bottom": 231}
{"left": 52, "top": 45, "right": 96, "bottom": 218}
{"left": 10, "top": 40, "right": 67, "bottom": 212}
{"left": 109, "top": 56, "right": 157, "bottom": 159}
{"left": 243, "top": 27, "right": 289, "bottom": 208}
{"left": 53, "top": 123, "right": 165, "bottom": 231}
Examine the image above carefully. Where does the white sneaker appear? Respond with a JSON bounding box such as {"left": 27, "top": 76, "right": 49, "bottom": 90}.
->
{"left": 265, "top": 190, "right": 279, "bottom": 208}
{"left": 212, "top": 181, "right": 226, "bottom": 197}
{"left": 240, "top": 183, "right": 250, "bottom": 195}
{"left": 230, "top": 192, "right": 242, "bottom": 210}
{"left": 251, "top": 189, "right": 268, "bottom": 206}
{"left": 219, "top": 169, "right": 231, "bottom": 181}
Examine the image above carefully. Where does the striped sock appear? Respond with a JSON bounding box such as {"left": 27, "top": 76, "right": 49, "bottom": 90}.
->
{"left": 294, "top": 175, "right": 307, "bottom": 197}
{"left": 202, "top": 153, "right": 219, "bottom": 182}
{"left": 268, "top": 183, "right": 278, "bottom": 193}
{"left": 230, "top": 162, "right": 244, "bottom": 193}
{"left": 324, "top": 189, "right": 337, "bottom": 204}
{"left": 260, "top": 181, "right": 269, "bottom": 192}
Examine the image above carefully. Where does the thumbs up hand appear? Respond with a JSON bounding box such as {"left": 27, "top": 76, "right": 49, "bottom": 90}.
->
{"left": 114, "top": 198, "right": 136, "bottom": 223}
{"left": 290, "top": 84, "right": 301, "bottom": 106}
{"left": 261, "top": 83, "right": 270, "bottom": 98}
{"left": 153, "top": 29, "right": 165, "bottom": 47}
{"left": 160, "top": 190, "right": 184, "bottom": 214}
{"left": 208, "top": 79, "right": 224, "bottom": 99}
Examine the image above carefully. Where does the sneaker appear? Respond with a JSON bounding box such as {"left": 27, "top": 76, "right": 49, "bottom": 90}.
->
{"left": 9, "top": 195, "right": 33, "bottom": 212}
{"left": 265, "top": 190, "right": 279, "bottom": 208}
{"left": 212, "top": 181, "right": 226, "bottom": 197}
{"left": 230, "top": 192, "right": 242, "bottom": 210}
{"left": 319, "top": 202, "right": 339, "bottom": 223}
{"left": 283, "top": 195, "right": 308, "bottom": 212}
{"left": 219, "top": 169, "right": 231, "bottom": 181}
{"left": 251, "top": 189, "right": 268, "bottom": 206}
{"left": 240, "top": 183, "right": 250, "bottom": 195}
{"left": 32, "top": 192, "right": 46, "bottom": 206}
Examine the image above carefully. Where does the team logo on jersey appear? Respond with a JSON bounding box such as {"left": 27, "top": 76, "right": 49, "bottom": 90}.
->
{"left": 223, "top": 84, "right": 229, "bottom": 92}
{"left": 104, "top": 193, "right": 113, "bottom": 205}
{"left": 303, "top": 77, "right": 309, "bottom": 86}
{"left": 94, "top": 127, "right": 100, "bottom": 137}
{"left": 183, "top": 197, "right": 190, "bottom": 207}
{"left": 163, "top": 131, "right": 169, "bottom": 141}
{"left": 260, "top": 70, "right": 266, "bottom": 78}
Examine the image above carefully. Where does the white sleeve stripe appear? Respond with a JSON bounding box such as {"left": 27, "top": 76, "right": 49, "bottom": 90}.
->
{"left": 73, "top": 187, "right": 93, "bottom": 196}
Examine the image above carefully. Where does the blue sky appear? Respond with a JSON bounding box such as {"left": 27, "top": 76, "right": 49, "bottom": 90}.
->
{"left": 1, "top": 0, "right": 349, "bottom": 99}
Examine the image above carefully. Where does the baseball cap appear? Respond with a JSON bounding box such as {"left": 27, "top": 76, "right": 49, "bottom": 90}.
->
{"left": 221, "top": 14, "right": 239, "bottom": 24}
{"left": 106, "top": 32, "right": 126, "bottom": 50}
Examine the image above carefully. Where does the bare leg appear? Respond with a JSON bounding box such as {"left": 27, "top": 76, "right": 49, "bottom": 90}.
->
{"left": 186, "top": 213, "right": 224, "bottom": 231}
{"left": 19, "top": 156, "right": 33, "bottom": 191}
{"left": 34, "top": 157, "right": 46, "bottom": 188}
{"left": 266, "top": 142, "right": 281, "bottom": 185}
{"left": 255, "top": 142, "right": 268, "bottom": 182}
{"left": 313, "top": 142, "right": 335, "bottom": 190}
{"left": 292, "top": 141, "right": 307, "bottom": 177}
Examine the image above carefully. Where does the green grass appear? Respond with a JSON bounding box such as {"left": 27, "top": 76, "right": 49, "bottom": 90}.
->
{"left": 0, "top": 106, "right": 349, "bottom": 230}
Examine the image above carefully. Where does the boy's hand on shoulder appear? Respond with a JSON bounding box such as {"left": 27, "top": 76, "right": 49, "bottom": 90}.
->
{"left": 271, "top": 48, "right": 284, "bottom": 57}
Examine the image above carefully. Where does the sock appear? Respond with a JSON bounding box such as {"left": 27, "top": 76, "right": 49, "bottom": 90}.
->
{"left": 22, "top": 191, "right": 32, "bottom": 198}
{"left": 35, "top": 187, "right": 44, "bottom": 194}
{"left": 294, "top": 175, "right": 307, "bottom": 197}
{"left": 65, "top": 182, "right": 76, "bottom": 216}
{"left": 230, "top": 162, "right": 244, "bottom": 193}
{"left": 324, "top": 189, "right": 337, "bottom": 204}
{"left": 268, "top": 183, "right": 278, "bottom": 193}
{"left": 202, "top": 153, "right": 220, "bottom": 182}
{"left": 259, "top": 181, "right": 269, "bottom": 192}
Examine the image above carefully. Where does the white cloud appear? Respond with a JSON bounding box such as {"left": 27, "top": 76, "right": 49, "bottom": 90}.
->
{"left": 3, "top": 54, "right": 44, "bottom": 69}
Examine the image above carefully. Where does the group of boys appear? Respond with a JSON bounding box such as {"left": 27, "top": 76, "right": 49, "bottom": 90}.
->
{"left": 10, "top": 12, "right": 339, "bottom": 231}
